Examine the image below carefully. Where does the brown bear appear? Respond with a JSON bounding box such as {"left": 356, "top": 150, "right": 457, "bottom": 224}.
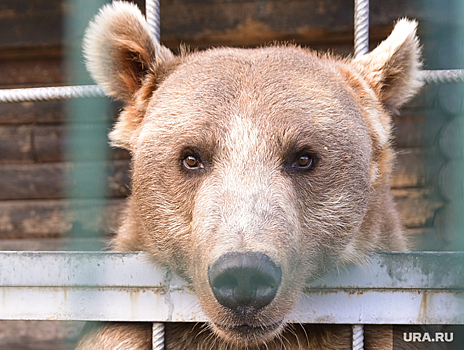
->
{"left": 76, "top": 2, "right": 432, "bottom": 349}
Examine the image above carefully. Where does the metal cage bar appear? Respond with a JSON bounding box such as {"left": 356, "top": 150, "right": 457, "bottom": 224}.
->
{"left": 354, "top": 0, "right": 369, "bottom": 57}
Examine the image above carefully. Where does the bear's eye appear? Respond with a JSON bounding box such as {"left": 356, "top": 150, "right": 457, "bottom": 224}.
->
{"left": 292, "top": 154, "right": 316, "bottom": 170}
{"left": 183, "top": 155, "right": 204, "bottom": 170}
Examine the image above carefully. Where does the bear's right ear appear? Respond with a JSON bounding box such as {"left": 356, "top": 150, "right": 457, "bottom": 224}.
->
{"left": 83, "top": 1, "right": 175, "bottom": 103}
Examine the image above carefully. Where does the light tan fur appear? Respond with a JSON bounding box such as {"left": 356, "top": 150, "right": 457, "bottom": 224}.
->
{"left": 78, "top": 2, "right": 430, "bottom": 349}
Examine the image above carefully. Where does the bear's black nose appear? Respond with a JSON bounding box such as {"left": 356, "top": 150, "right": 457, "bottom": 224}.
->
{"left": 208, "top": 252, "right": 282, "bottom": 313}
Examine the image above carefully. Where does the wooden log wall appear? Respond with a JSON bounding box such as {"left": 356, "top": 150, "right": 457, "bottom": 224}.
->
{"left": 0, "top": 0, "right": 463, "bottom": 348}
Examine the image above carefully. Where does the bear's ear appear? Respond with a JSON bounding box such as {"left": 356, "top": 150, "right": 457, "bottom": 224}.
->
{"left": 83, "top": 1, "right": 175, "bottom": 102}
{"left": 351, "top": 19, "right": 423, "bottom": 114}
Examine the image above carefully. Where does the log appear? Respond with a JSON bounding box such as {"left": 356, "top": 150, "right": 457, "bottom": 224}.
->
{"left": 0, "top": 101, "right": 65, "bottom": 125}
{"left": 405, "top": 228, "right": 450, "bottom": 251}
{"left": 0, "top": 55, "right": 63, "bottom": 88}
{"left": 0, "top": 320, "right": 82, "bottom": 350}
{"left": 0, "top": 0, "right": 62, "bottom": 50}
{"left": 391, "top": 148, "right": 442, "bottom": 188}
{"left": 438, "top": 84, "right": 464, "bottom": 116}
{"left": 0, "top": 160, "right": 131, "bottom": 200}
{"left": 0, "top": 237, "right": 106, "bottom": 251}
{"left": 0, "top": 198, "right": 125, "bottom": 239}
{"left": 0, "top": 189, "right": 441, "bottom": 239}
{"left": 0, "top": 0, "right": 424, "bottom": 51}
{"left": 0, "top": 119, "right": 435, "bottom": 165}
{"left": 0, "top": 125, "right": 33, "bottom": 163}
{"left": 0, "top": 99, "right": 122, "bottom": 125}
{"left": 392, "top": 111, "right": 443, "bottom": 149}
{"left": 439, "top": 116, "right": 464, "bottom": 159}
{"left": 433, "top": 203, "right": 464, "bottom": 251}
{"left": 0, "top": 150, "right": 437, "bottom": 201}
{"left": 438, "top": 160, "right": 464, "bottom": 201}
{"left": 392, "top": 188, "right": 444, "bottom": 228}
{"left": 34, "top": 124, "right": 130, "bottom": 162}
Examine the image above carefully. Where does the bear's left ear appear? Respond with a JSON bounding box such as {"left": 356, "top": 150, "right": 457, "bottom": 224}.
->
{"left": 83, "top": 1, "right": 175, "bottom": 103}
{"left": 83, "top": 1, "right": 177, "bottom": 150}
{"left": 351, "top": 19, "right": 423, "bottom": 114}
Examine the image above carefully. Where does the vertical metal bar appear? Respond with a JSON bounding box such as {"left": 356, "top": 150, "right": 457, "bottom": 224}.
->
{"left": 152, "top": 322, "right": 165, "bottom": 350}
{"left": 148, "top": 0, "right": 162, "bottom": 347}
{"left": 354, "top": 0, "right": 369, "bottom": 57}
{"left": 352, "top": 325, "right": 364, "bottom": 350}
{"left": 146, "top": 0, "right": 161, "bottom": 43}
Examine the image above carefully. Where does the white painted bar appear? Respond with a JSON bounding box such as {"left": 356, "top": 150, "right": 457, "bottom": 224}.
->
{"left": 0, "top": 252, "right": 462, "bottom": 324}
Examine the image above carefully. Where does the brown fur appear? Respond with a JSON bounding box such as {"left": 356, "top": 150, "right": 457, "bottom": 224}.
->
{"left": 78, "top": 2, "right": 427, "bottom": 349}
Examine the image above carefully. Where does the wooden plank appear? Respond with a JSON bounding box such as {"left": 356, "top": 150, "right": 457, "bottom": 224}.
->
{"left": 0, "top": 0, "right": 424, "bottom": 51}
{"left": 438, "top": 83, "right": 464, "bottom": 116}
{"left": 392, "top": 113, "right": 443, "bottom": 149}
{"left": 0, "top": 320, "right": 82, "bottom": 350}
{"left": 439, "top": 116, "right": 464, "bottom": 160}
{"left": 392, "top": 188, "right": 444, "bottom": 229}
{"left": 391, "top": 148, "right": 441, "bottom": 188}
{"left": 0, "top": 160, "right": 130, "bottom": 200}
{"left": 0, "top": 56, "right": 64, "bottom": 88}
{"left": 0, "top": 151, "right": 439, "bottom": 201}
{"left": 158, "top": 0, "right": 423, "bottom": 49}
{"left": 0, "top": 99, "right": 121, "bottom": 125}
{"left": 434, "top": 202, "right": 464, "bottom": 252}
{"left": 0, "top": 101, "right": 65, "bottom": 124}
{"left": 34, "top": 124, "right": 130, "bottom": 162}
{"left": 0, "top": 189, "right": 441, "bottom": 239}
{"left": 438, "top": 160, "right": 464, "bottom": 201}
{"left": 0, "top": 237, "right": 106, "bottom": 251}
{"left": 0, "top": 0, "right": 62, "bottom": 49}
{"left": 406, "top": 228, "right": 452, "bottom": 252}
{"left": 0, "top": 125, "right": 33, "bottom": 163}
{"left": 0, "top": 198, "right": 125, "bottom": 239}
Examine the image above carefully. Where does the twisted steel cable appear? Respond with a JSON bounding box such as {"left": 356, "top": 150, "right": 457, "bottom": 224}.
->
{"left": 0, "top": 85, "right": 105, "bottom": 103}
{"left": 354, "top": 0, "right": 369, "bottom": 58}
{"left": 145, "top": 0, "right": 161, "bottom": 43}
{"left": 352, "top": 325, "right": 364, "bottom": 350}
{"left": 152, "top": 323, "right": 165, "bottom": 350}
{"left": 421, "top": 69, "right": 464, "bottom": 84}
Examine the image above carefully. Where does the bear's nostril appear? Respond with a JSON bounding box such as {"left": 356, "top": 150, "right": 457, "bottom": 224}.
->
{"left": 208, "top": 252, "right": 282, "bottom": 313}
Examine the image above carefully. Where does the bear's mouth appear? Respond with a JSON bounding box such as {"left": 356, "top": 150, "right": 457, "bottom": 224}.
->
{"left": 213, "top": 318, "right": 284, "bottom": 340}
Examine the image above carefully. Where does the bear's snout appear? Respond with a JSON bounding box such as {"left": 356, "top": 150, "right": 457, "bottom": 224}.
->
{"left": 208, "top": 252, "right": 282, "bottom": 315}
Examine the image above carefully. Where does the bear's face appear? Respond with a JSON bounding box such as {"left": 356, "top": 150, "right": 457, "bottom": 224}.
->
{"left": 84, "top": 2, "right": 422, "bottom": 345}
{"left": 132, "top": 48, "right": 373, "bottom": 341}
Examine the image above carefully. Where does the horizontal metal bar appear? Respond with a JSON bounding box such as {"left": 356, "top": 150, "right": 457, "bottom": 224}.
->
{"left": 1, "top": 286, "right": 462, "bottom": 324}
{"left": 0, "top": 69, "right": 463, "bottom": 104}
{"left": 0, "top": 251, "right": 462, "bottom": 289}
{"left": 0, "top": 252, "right": 462, "bottom": 324}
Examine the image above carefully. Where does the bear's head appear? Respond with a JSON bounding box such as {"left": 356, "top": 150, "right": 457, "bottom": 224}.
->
{"left": 84, "top": 2, "right": 422, "bottom": 346}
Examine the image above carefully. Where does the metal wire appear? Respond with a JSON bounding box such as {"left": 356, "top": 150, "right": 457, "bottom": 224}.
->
{"left": 146, "top": 0, "right": 161, "bottom": 43}
{"left": 421, "top": 69, "right": 464, "bottom": 84}
{"left": 352, "top": 325, "right": 364, "bottom": 350}
{"left": 0, "top": 85, "right": 105, "bottom": 103}
{"left": 354, "top": 0, "right": 369, "bottom": 57}
{"left": 152, "top": 323, "right": 165, "bottom": 350}
{"left": 0, "top": 69, "right": 462, "bottom": 104}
